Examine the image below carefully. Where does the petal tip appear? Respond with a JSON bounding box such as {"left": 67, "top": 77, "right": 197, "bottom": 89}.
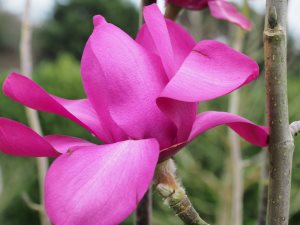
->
{"left": 93, "top": 15, "right": 106, "bottom": 28}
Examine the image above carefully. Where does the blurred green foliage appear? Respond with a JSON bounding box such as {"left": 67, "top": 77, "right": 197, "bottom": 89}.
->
{"left": 35, "top": 0, "right": 139, "bottom": 60}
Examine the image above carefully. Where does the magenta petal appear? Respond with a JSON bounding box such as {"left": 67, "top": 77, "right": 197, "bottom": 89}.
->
{"left": 81, "top": 17, "right": 176, "bottom": 147}
{"left": 0, "top": 118, "right": 59, "bottom": 157}
{"left": 189, "top": 111, "right": 268, "bottom": 146}
{"left": 208, "top": 0, "right": 252, "bottom": 30}
{"left": 3, "top": 73, "right": 109, "bottom": 142}
{"left": 137, "top": 4, "right": 196, "bottom": 78}
{"left": 142, "top": 4, "right": 175, "bottom": 78}
{"left": 93, "top": 15, "right": 106, "bottom": 27}
{"left": 157, "top": 98, "right": 197, "bottom": 143}
{"left": 44, "top": 135, "right": 96, "bottom": 154}
{"left": 45, "top": 139, "right": 159, "bottom": 225}
{"left": 160, "top": 40, "right": 259, "bottom": 102}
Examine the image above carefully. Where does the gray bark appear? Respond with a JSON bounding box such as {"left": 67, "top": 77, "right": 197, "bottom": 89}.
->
{"left": 264, "top": 1, "right": 294, "bottom": 224}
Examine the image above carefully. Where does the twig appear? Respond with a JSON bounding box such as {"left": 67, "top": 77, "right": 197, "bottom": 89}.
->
{"left": 154, "top": 159, "right": 209, "bottom": 225}
{"left": 228, "top": 91, "right": 243, "bottom": 225}
{"left": 20, "top": 1, "right": 50, "bottom": 225}
{"left": 264, "top": 1, "right": 294, "bottom": 225}
{"left": 257, "top": 150, "right": 269, "bottom": 225}
{"left": 21, "top": 192, "right": 44, "bottom": 212}
{"left": 227, "top": 2, "right": 249, "bottom": 223}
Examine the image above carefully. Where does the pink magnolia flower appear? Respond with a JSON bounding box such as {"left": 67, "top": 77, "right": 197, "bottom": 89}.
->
{"left": 0, "top": 4, "right": 267, "bottom": 225}
{"left": 166, "top": 0, "right": 252, "bottom": 30}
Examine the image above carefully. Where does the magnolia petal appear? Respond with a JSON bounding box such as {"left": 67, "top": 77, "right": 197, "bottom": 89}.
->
{"left": 156, "top": 98, "right": 197, "bottom": 143}
{"left": 81, "top": 15, "right": 176, "bottom": 148}
{"left": 189, "top": 111, "right": 268, "bottom": 146}
{"left": 160, "top": 40, "right": 259, "bottom": 103}
{"left": 208, "top": 0, "right": 252, "bottom": 30}
{"left": 3, "top": 73, "right": 109, "bottom": 142}
{"left": 0, "top": 118, "right": 59, "bottom": 157}
{"left": 45, "top": 139, "right": 159, "bottom": 225}
{"left": 93, "top": 15, "right": 106, "bottom": 27}
{"left": 142, "top": 4, "right": 175, "bottom": 78}
{"left": 137, "top": 4, "right": 196, "bottom": 78}
{"left": 140, "top": 5, "right": 198, "bottom": 143}
{"left": 44, "top": 135, "right": 96, "bottom": 154}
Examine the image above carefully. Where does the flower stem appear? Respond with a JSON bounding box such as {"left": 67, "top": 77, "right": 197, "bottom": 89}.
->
{"left": 135, "top": 188, "right": 152, "bottom": 225}
{"left": 154, "top": 159, "right": 209, "bottom": 225}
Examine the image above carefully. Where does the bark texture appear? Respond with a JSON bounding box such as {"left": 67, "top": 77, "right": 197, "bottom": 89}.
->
{"left": 264, "top": 1, "right": 294, "bottom": 224}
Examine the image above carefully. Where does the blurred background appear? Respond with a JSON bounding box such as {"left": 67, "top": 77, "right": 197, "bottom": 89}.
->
{"left": 0, "top": 0, "right": 299, "bottom": 224}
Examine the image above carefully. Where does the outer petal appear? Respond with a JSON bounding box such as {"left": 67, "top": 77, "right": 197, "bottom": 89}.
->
{"left": 159, "top": 40, "right": 259, "bottom": 102}
{"left": 189, "top": 111, "right": 268, "bottom": 146}
{"left": 44, "top": 135, "right": 96, "bottom": 154}
{"left": 208, "top": 0, "right": 252, "bottom": 30}
{"left": 81, "top": 15, "right": 176, "bottom": 148}
{"left": 137, "top": 4, "right": 196, "bottom": 78}
{"left": 45, "top": 139, "right": 159, "bottom": 225}
{"left": 0, "top": 118, "right": 59, "bottom": 157}
{"left": 3, "top": 73, "right": 109, "bottom": 142}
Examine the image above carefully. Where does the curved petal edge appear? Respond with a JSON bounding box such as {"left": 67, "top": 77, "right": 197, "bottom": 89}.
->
{"left": 3, "top": 72, "right": 109, "bottom": 142}
{"left": 0, "top": 118, "right": 59, "bottom": 157}
{"left": 45, "top": 139, "right": 159, "bottom": 225}
{"left": 160, "top": 40, "right": 259, "bottom": 103}
{"left": 208, "top": 0, "right": 252, "bottom": 30}
{"left": 189, "top": 111, "right": 269, "bottom": 147}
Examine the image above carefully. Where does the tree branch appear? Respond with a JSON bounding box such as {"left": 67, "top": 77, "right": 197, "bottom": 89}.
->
{"left": 20, "top": 1, "right": 50, "bottom": 225}
{"left": 21, "top": 192, "right": 44, "bottom": 212}
{"left": 154, "top": 159, "right": 209, "bottom": 225}
{"left": 227, "top": 2, "right": 249, "bottom": 224}
{"left": 228, "top": 27, "right": 246, "bottom": 225}
{"left": 264, "top": 1, "right": 294, "bottom": 225}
